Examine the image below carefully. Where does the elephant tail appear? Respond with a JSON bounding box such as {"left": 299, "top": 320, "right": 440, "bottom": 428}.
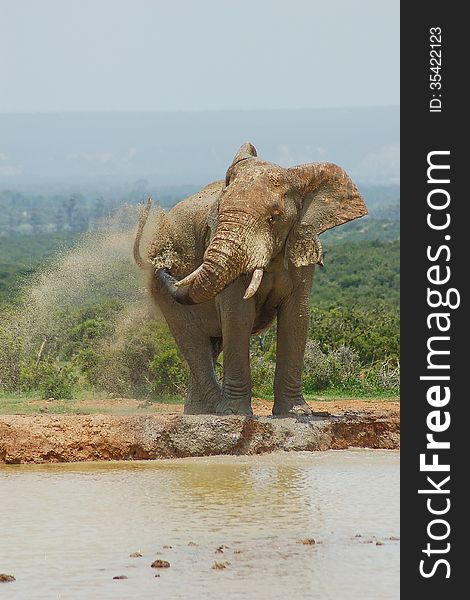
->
{"left": 133, "top": 197, "right": 152, "bottom": 268}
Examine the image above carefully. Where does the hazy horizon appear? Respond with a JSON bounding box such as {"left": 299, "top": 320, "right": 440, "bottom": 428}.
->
{"left": 0, "top": 107, "right": 399, "bottom": 187}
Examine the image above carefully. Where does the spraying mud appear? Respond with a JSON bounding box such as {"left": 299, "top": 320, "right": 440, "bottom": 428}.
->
{"left": 16, "top": 204, "right": 156, "bottom": 344}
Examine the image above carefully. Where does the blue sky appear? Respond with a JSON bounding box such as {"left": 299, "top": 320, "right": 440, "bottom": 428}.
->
{"left": 1, "top": 0, "right": 399, "bottom": 112}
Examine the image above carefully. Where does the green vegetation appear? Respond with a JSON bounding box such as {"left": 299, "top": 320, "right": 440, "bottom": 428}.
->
{"left": 0, "top": 188, "right": 400, "bottom": 406}
{"left": 314, "top": 240, "right": 399, "bottom": 306}
{"left": 322, "top": 217, "right": 399, "bottom": 244}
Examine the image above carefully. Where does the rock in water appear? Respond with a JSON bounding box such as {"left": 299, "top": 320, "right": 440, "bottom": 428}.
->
{"left": 212, "top": 561, "right": 230, "bottom": 570}
{"left": 151, "top": 560, "right": 170, "bottom": 569}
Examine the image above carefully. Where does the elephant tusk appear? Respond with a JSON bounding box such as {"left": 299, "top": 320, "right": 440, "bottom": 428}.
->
{"left": 243, "top": 268, "right": 263, "bottom": 300}
{"left": 174, "top": 264, "right": 204, "bottom": 288}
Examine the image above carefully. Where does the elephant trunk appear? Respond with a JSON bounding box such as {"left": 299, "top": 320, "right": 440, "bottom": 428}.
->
{"left": 161, "top": 214, "right": 264, "bottom": 305}
{"left": 187, "top": 228, "right": 248, "bottom": 303}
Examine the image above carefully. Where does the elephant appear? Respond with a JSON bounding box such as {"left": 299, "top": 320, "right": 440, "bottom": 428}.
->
{"left": 134, "top": 142, "right": 367, "bottom": 416}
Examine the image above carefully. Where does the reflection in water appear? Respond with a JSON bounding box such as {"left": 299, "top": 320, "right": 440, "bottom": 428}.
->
{"left": 0, "top": 450, "right": 399, "bottom": 600}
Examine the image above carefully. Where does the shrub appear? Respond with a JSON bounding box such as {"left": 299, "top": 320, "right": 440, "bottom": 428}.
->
{"left": 303, "top": 340, "right": 361, "bottom": 391}
{"left": 20, "top": 358, "right": 78, "bottom": 399}
{"left": 362, "top": 359, "right": 400, "bottom": 393}
{"left": 0, "top": 322, "right": 23, "bottom": 390}
{"left": 149, "top": 347, "right": 188, "bottom": 395}
{"left": 250, "top": 351, "right": 275, "bottom": 396}
{"left": 73, "top": 347, "right": 103, "bottom": 386}
{"left": 309, "top": 304, "right": 399, "bottom": 364}
{"left": 76, "top": 319, "right": 189, "bottom": 398}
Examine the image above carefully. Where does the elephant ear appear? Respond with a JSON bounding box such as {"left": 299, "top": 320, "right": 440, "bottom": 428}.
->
{"left": 225, "top": 142, "right": 258, "bottom": 186}
{"left": 286, "top": 163, "right": 368, "bottom": 267}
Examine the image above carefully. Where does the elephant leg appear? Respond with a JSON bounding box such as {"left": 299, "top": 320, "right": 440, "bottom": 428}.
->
{"left": 273, "top": 267, "right": 314, "bottom": 416}
{"left": 150, "top": 278, "right": 221, "bottom": 414}
{"left": 184, "top": 343, "right": 220, "bottom": 414}
{"left": 216, "top": 280, "right": 256, "bottom": 416}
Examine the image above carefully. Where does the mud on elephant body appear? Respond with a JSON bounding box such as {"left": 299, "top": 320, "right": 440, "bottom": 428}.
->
{"left": 134, "top": 143, "right": 367, "bottom": 416}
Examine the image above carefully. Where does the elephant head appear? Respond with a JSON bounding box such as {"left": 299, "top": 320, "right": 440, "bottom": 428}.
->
{"left": 161, "top": 142, "right": 367, "bottom": 305}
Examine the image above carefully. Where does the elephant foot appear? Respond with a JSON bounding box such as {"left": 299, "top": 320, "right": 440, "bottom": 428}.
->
{"left": 216, "top": 407, "right": 254, "bottom": 416}
{"left": 272, "top": 399, "right": 313, "bottom": 417}
{"left": 184, "top": 404, "right": 215, "bottom": 415}
{"left": 184, "top": 390, "right": 220, "bottom": 415}
{"left": 216, "top": 396, "right": 253, "bottom": 417}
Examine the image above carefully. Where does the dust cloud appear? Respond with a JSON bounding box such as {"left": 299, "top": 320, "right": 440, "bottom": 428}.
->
{"left": 12, "top": 204, "right": 161, "bottom": 355}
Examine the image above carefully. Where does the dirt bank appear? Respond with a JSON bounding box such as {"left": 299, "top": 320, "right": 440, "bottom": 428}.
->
{"left": 0, "top": 409, "right": 399, "bottom": 464}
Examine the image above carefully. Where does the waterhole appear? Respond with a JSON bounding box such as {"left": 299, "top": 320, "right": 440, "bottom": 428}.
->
{"left": 0, "top": 450, "right": 399, "bottom": 600}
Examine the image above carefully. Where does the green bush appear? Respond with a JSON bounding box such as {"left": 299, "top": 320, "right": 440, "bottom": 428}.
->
{"left": 149, "top": 347, "right": 188, "bottom": 395}
{"left": 313, "top": 240, "right": 400, "bottom": 306}
{"left": 19, "top": 358, "right": 78, "bottom": 399}
{"left": 52, "top": 301, "right": 123, "bottom": 359}
{"left": 1, "top": 300, "right": 401, "bottom": 399}
{"left": 0, "top": 322, "right": 23, "bottom": 390}
{"left": 75, "top": 319, "right": 189, "bottom": 399}
{"left": 309, "top": 304, "right": 399, "bottom": 364}
{"left": 73, "top": 347, "right": 103, "bottom": 386}
{"left": 303, "top": 340, "right": 361, "bottom": 391}
{"left": 250, "top": 351, "right": 275, "bottom": 396}
{"left": 362, "top": 359, "right": 400, "bottom": 393}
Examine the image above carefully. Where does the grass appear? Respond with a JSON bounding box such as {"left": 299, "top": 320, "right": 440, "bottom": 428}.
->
{"left": 0, "top": 393, "right": 76, "bottom": 415}
{"left": 0, "top": 390, "right": 185, "bottom": 415}
{"left": 304, "top": 389, "right": 400, "bottom": 401}
{"left": 259, "top": 389, "right": 399, "bottom": 402}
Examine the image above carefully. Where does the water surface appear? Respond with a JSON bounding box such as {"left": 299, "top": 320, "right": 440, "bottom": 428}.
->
{"left": 0, "top": 450, "right": 399, "bottom": 599}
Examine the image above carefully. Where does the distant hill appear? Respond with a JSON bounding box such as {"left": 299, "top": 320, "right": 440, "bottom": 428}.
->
{"left": 0, "top": 107, "right": 399, "bottom": 187}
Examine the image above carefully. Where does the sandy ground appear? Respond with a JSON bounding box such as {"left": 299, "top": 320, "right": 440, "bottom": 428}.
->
{"left": 23, "top": 396, "right": 400, "bottom": 417}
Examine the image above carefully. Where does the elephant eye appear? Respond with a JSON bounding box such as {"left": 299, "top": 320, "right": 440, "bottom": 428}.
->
{"left": 267, "top": 212, "right": 282, "bottom": 225}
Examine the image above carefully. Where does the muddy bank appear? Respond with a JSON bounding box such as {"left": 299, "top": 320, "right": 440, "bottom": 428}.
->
{"left": 0, "top": 411, "right": 399, "bottom": 464}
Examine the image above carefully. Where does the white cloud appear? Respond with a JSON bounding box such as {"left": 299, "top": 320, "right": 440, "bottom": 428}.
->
{"left": 0, "top": 152, "right": 8, "bottom": 161}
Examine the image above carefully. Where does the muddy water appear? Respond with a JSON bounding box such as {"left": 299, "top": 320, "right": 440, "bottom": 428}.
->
{"left": 0, "top": 450, "right": 399, "bottom": 600}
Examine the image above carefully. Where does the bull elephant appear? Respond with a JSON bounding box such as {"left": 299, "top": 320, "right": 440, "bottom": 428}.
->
{"left": 134, "top": 142, "right": 367, "bottom": 416}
